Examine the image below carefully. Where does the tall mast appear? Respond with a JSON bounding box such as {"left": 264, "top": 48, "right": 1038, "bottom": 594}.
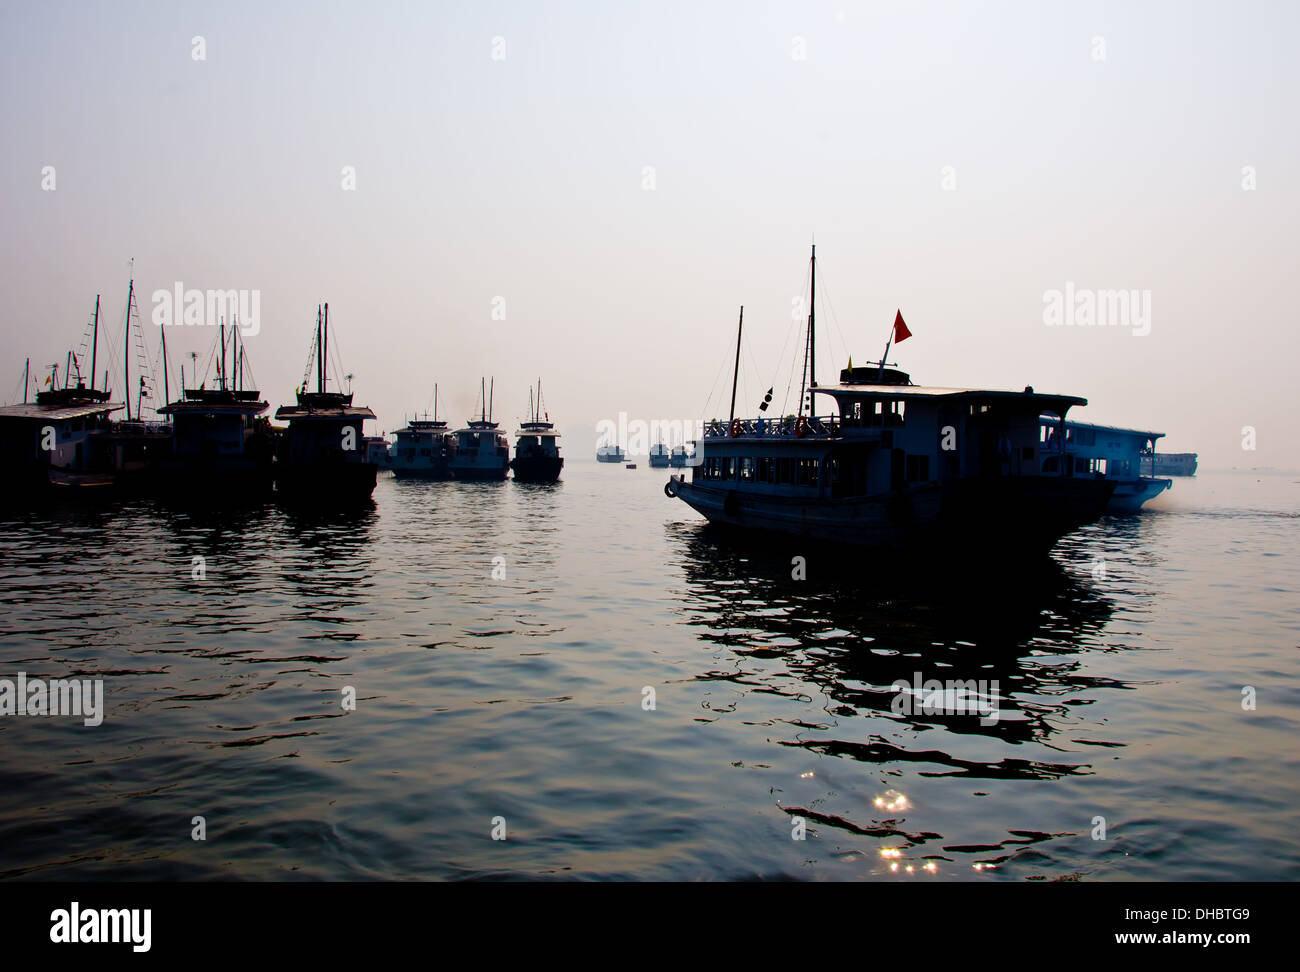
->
{"left": 22, "top": 358, "right": 28, "bottom": 404}
{"left": 728, "top": 305, "right": 743, "bottom": 423}
{"left": 481, "top": 378, "right": 486, "bottom": 422}
{"left": 65, "top": 351, "right": 71, "bottom": 388}
{"left": 220, "top": 319, "right": 227, "bottom": 391}
{"left": 809, "top": 244, "right": 816, "bottom": 390}
{"left": 489, "top": 377, "right": 494, "bottom": 423}
{"left": 316, "top": 305, "right": 324, "bottom": 394}
{"left": 90, "top": 295, "right": 99, "bottom": 391}
{"left": 323, "top": 302, "right": 329, "bottom": 393}
{"left": 124, "top": 272, "right": 133, "bottom": 420}
{"left": 160, "top": 303, "right": 170, "bottom": 407}
{"left": 434, "top": 383, "right": 438, "bottom": 423}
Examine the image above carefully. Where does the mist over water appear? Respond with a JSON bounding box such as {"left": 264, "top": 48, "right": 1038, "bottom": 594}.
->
{"left": 0, "top": 468, "right": 1295, "bottom": 880}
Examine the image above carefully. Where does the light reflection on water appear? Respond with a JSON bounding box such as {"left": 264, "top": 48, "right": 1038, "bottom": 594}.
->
{"left": 0, "top": 468, "right": 1295, "bottom": 880}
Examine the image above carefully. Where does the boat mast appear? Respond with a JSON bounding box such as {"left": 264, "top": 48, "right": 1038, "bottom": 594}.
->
{"left": 90, "top": 295, "right": 99, "bottom": 391}
{"left": 481, "top": 378, "right": 486, "bottom": 422}
{"left": 316, "top": 305, "right": 324, "bottom": 394}
{"left": 797, "top": 244, "right": 815, "bottom": 417}
{"left": 219, "top": 319, "right": 227, "bottom": 391}
{"left": 728, "top": 305, "right": 743, "bottom": 423}
{"left": 22, "top": 358, "right": 28, "bottom": 403}
{"left": 160, "top": 304, "right": 170, "bottom": 408}
{"left": 323, "top": 302, "right": 329, "bottom": 393}
{"left": 489, "top": 377, "right": 494, "bottom": 423}
{"left": 124, "top": 271, "right": 133, "bottom": 419}
{"left": 433, "top": 383, "right": 438, "bottom": 423}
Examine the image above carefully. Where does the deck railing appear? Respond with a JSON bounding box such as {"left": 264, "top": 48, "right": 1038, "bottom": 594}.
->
{"left": 701, "top": 415, "right": 842, "bottom": 439}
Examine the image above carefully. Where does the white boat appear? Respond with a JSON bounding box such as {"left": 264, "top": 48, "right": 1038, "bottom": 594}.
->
{"left": 1141, "top": 452, "right": 1198, "bottom": 477}
{"left": 448, "top": 378, "right": 509, "bottom": 481}
{"left": 596, "top": 444, "right": 625, "bottom": 463}
{"left": 665, "top": 246, "right": 1116, "bottom": 553}
{"left": 1040, "top": 416, "right": 1171, "bottom": 513}
{"left": 390, "top": 383, "right": 455, "bottom": 479}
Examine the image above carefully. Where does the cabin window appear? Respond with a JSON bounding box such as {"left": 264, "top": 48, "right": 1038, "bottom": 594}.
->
{"left": 796, "top": 458, "right": 819, "bottom": 486}
{"left": 723, "top": 457, "right": 736, "bottom": 479}
{"left": 739, "top": 457, "right": 755, "bottom": 481}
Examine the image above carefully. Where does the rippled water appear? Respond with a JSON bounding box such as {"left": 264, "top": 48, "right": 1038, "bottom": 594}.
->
{"left": 0, "top": 467, "right": 1296, "bottom": 880}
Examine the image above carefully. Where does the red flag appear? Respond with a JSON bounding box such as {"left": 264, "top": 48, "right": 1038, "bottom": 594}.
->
{"left": 893, "top": 310, "right": 912, "bottom": 343}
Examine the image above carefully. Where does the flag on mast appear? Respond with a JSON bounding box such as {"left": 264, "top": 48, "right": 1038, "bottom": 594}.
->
{"left": 893, "top": 310, "right": 912, "bottom": 343}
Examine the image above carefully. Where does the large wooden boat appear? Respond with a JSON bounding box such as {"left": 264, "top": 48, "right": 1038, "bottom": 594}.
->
{"left": 665, "top": 247, "right": 1115, "bottom": 554}
{"left": 510, "top": 380, "right": 563, "bottom": 483}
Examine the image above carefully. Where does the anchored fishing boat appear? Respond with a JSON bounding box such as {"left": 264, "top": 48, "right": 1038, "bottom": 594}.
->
{"left": 157, "top": 318, "right": 274, "bottom": 498}
{"left": 665, "top": 246, "right": 1115, "bottom": 553}
{"left": 273, "top": 303, "right": 378, "bottom": 503}
{"left": 510, "top": 380, "right": 563, "bottom": 483}
{"left": 596, "top": 444, "right": 625, "bottom": 463}
{"left": 649, "top": 440, "right": 671, "bottom": 468}
{"left": 1042, "top": 416, "right": 1171, "bottom": 512}
{"left": 449, "top": 378, "right": 509, "bottom": 481}
{"left": 389, "top": 385, "right": 456, "bottom": 479}
{"left": 669, "top": 444, "right": 691, "bottom": 468}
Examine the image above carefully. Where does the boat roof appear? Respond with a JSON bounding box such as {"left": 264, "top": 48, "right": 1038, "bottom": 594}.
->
{"left": 1046, "top": 415, "right": 1164, "bottom": 439}
{"left": 457, "top": 420, "right": 500, "bottom": 431}
{"left": 274, "top": 404, "right": 376, "bottom": 421}
{"left": 0, "top": 401, "right": 124, "bottom": 421}
{"left": 813, "top": 382, "right": 1087, "bottom": 410}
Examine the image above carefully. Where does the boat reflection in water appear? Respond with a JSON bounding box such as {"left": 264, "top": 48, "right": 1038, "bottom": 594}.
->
{"left": 671, "top": 522, "right": 1127, "bottom": 875}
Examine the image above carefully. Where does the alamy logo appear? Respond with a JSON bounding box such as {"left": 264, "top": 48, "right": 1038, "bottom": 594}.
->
{"left": 596, "top": 412, "right": 704, "bottom": 463}
{"left": 1042, "top": 282, "right": 1150, "bottom": 336}
{"left": 891, "top": 673, "right": 1000, "bottom": 725}
{"left": 151, "top": 283, "right": 260, "bottom": 336}
{"left": 0, "top": 673, "right": 103, "bottom": 726}
{"left": 49, "top": 902, "right": 151, "bottom": 952}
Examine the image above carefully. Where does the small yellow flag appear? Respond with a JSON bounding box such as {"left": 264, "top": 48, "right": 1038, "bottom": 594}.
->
{"left": 847, "top": 356, "right": 853, "bottom": 370}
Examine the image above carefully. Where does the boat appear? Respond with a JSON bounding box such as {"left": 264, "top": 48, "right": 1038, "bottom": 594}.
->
{"left": 1041, "top": 416, "right": 1171, "bottom": 512}
{"left": 596, "top": 444, "right": 625, "bottom": 463}
{"left": 363, "top": 435, "right": 392, "bottom": 468}
{"left": 448, "top": 378, "right": 509, "bottom": 481}
{"left": 1141, "top": 452, "right": 1197, "bottom": 477}
{"left": 390, "top": 384, "right": 456, "bottom": 479}
{"left": 510, "top": 379, "right": 563, "bottom": 483}
{"left": 669, "top": 444, "right": 691, "bottom": 468}
{"left": 273, "top": 303, "right": 379, "bottom": 504}
{"left": 649, "top": 440, "right": 671, "bottom": 467}
{"left": 626, "top": 463, "right": 637, "bottom": 469}
{"left": 156, "top": 319, "right": 274, "bottom": 498}
{"left": 665, "top": 246, "right": 1115, "bottom": 554}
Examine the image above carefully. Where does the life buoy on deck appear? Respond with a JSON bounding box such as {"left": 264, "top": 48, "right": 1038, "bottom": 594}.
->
{"left": 730, "top": 419, "right": 742, "bottom": 437}
{"left": 795, "top": 416, "right": 809, "bottom": 439}
{"left": 664, "top": 477, "right": 678, "bottom": 498}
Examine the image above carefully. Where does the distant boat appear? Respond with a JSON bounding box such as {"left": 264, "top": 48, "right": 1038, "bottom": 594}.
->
{"left": 1040, "top": 416, "right": 1171, "bottom": 513}
{"left": 390, "top": 384, "right": 455, "bottom": 479}
{"left": 669, "top": 444, "right": 690, "bottom": 468}
{"left": 363, "top": 435, "right": 391, "bottom": 468}
{"left": 649, "top": 440, "right": 670, "bottom": 467}
{"left": 448, "top": 378, "right": 509, "bottom": 481}
{"left": 626, "top": 463, "right": 637, "bottom": 469}
{"left": 596, "top": 444, "right": 625, "bottom": 463}
{"left": 510, "top": 379, "right": 563, "bottom": 483}
{"left": 1142, "top": 452, "right": 1197, "bottom": 477}
{"left": 273, "top": 303, "right": 378, "bottom": 504}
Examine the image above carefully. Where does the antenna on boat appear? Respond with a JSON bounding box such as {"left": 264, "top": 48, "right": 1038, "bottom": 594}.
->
{"left": 729, "top": 305, "right": 743, "bottom": 423}
{"left": 797, "top": 244, "right": 815, "bottom": 417}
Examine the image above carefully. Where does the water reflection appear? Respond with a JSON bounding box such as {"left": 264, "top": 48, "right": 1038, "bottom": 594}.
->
{"left": 673, "top": 523, "right": 1121, "bottom": 760}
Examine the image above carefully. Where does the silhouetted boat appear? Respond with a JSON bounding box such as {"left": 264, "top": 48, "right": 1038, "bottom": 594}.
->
{"left": 510, "top": 379, "right": 562, "bottom": 483}
{"left": 666, "top": 246, "right": 1114, "bottom": 554}
{"left": 596, "top": 444, "right": 625, "bottom": 463}
{"left": 449, "top": 378, "right": 509, "bottom": 481}
{"left": 390, "top": 385, "right": 455, "bottom": 479}
{"left": 649, "top": 440, "right": 670, "bottom": 467}
{"left": 273, "top": 303, "right": 378, "bottom": 504}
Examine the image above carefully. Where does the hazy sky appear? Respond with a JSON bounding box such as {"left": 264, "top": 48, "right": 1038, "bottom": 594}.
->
{"left": 2, "top": 0, "right": 1296, "bottom": 468}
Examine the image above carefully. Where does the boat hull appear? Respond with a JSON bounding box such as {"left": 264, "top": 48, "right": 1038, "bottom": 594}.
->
{"left": 1104, "top": 476, "right": 1171, "bottom": 513}
{"left": 510, "top": 456, "right": 563, "bottom": 482}
{"left": 670, "top": 474, "right": 1115, "bottom": 554}
{"left": 275, "top": 461, "right": 378, "bottom": 504}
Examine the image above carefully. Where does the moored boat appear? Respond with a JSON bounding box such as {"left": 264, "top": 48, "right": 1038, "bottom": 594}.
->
{"left": 389, "top": 385, "right": 456, "bottom": 479}
{"left": 510, "top": 380, "right": 563, "bottom": 483}
{"left": 448, "top": 378, "right": 509, "bottom": 481}
{"left": 649, "top": 440, "right": 670, "bottom": 467}
{"left": 273, "top": 304, "right": 378, "bottom": 504}
{"left": 596, "top": 444, "right": 625, "bottom": 463}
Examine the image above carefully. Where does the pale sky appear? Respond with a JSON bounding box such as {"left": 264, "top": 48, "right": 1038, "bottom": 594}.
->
{"left": 3, "top": 0, "right": 1296, "bottom": 468}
